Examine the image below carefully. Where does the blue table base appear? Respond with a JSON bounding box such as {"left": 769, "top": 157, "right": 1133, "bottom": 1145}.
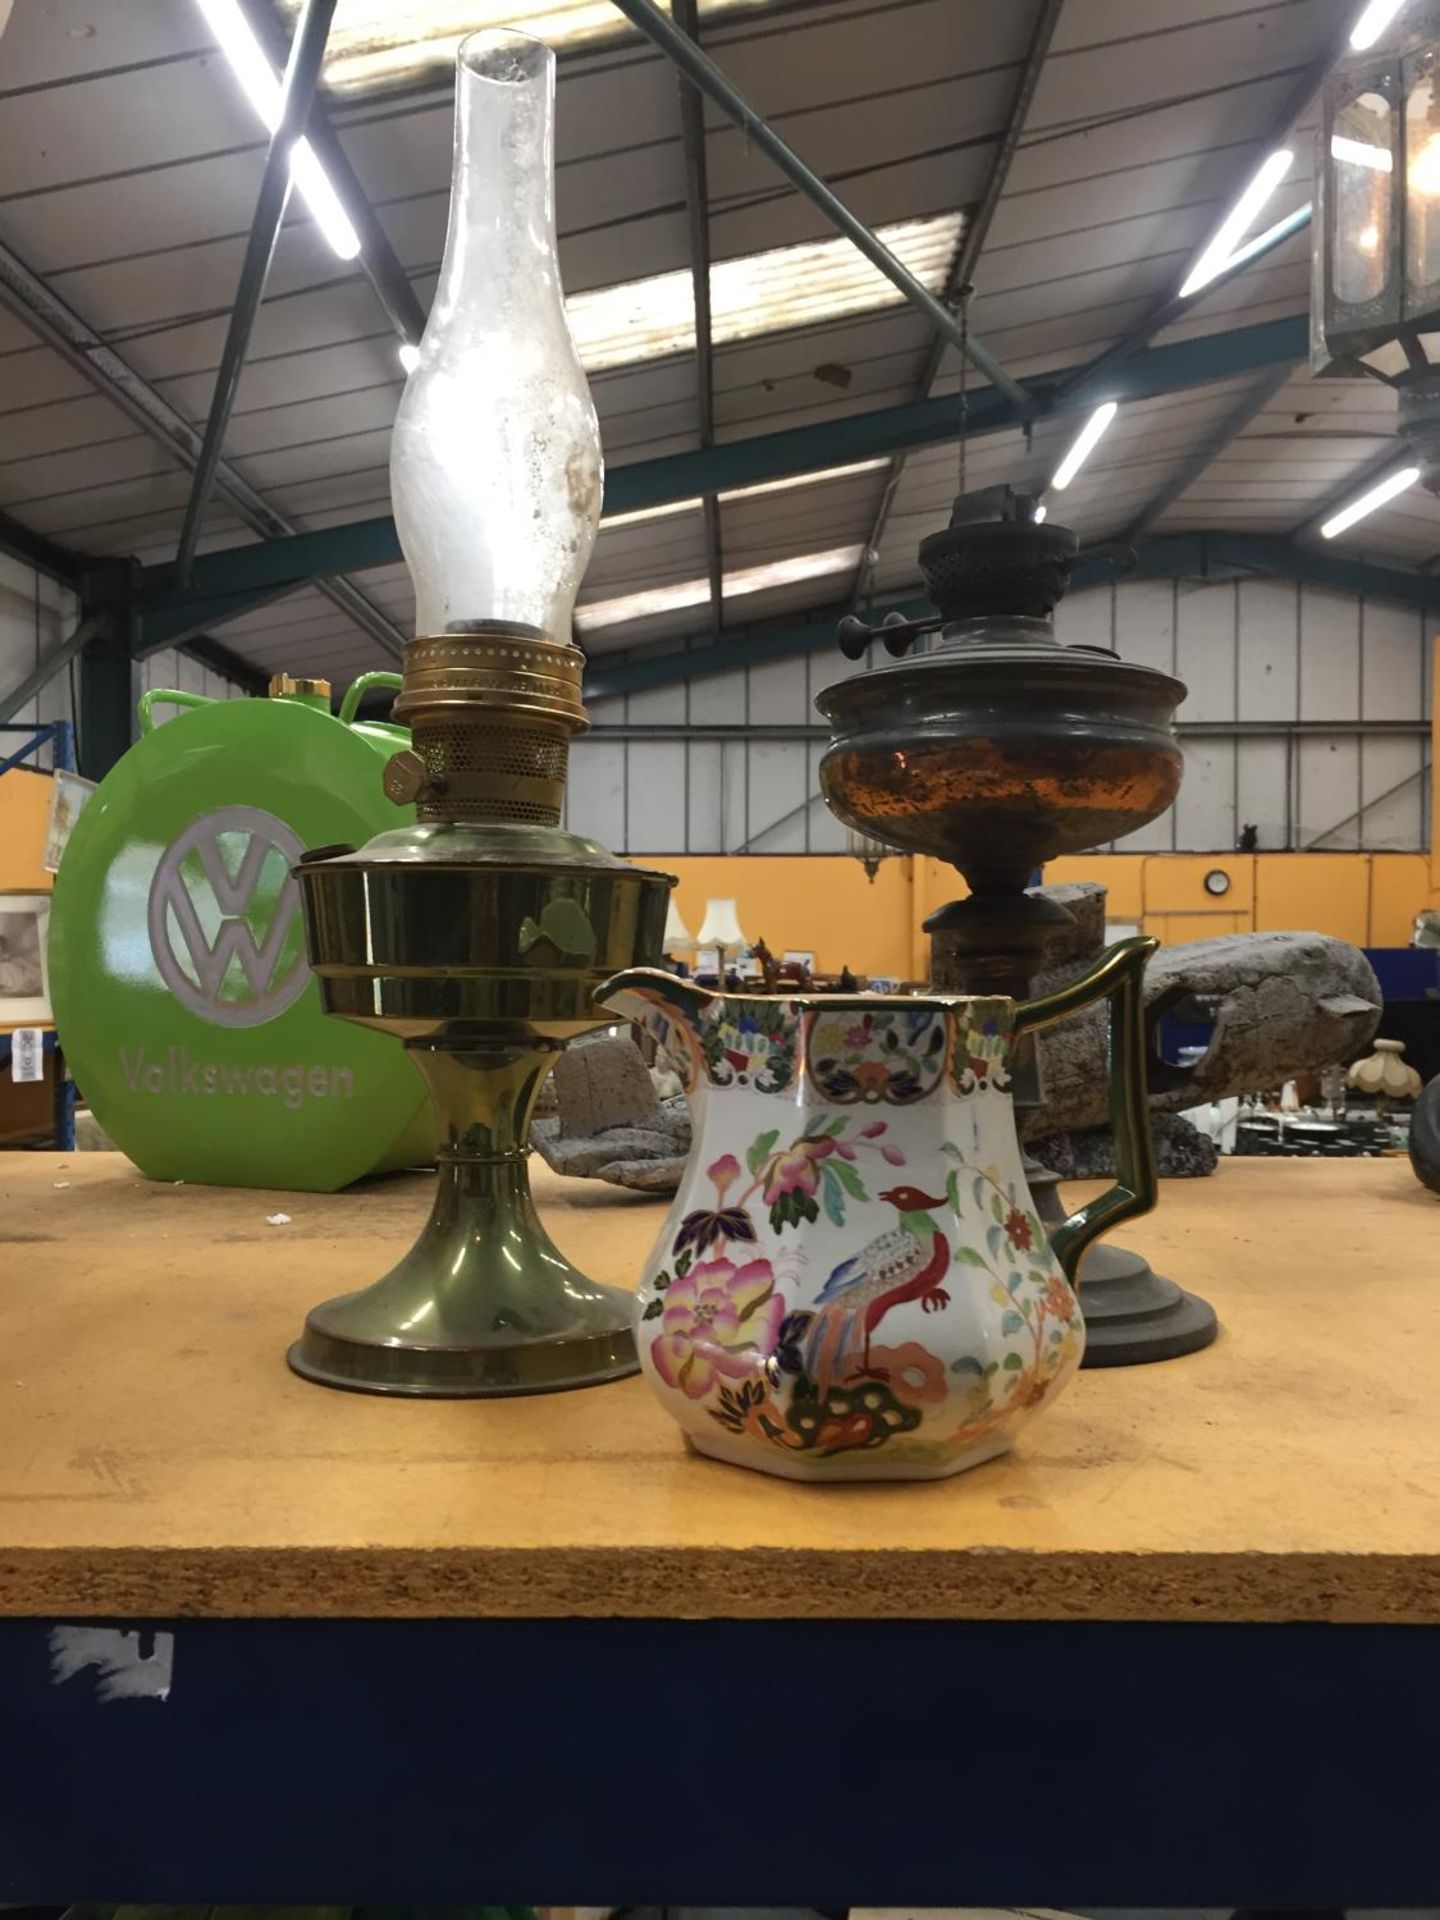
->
{"left": 1, "top": 1617, "right": 1433, "bottom": 1904}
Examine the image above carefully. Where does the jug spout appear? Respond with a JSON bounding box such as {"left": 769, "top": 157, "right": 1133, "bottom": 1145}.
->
{"left": 598, "top": 966, "right": 715, "bottom": 1057}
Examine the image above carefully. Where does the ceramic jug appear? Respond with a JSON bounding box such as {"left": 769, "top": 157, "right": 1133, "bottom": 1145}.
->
{"left": 599, "top": 937, "right": 1158, "bottom": 1482}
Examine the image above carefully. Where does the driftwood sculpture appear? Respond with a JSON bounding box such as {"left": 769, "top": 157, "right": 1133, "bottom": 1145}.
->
{"left": 536, "top": 885, "right": 1383, "bottom": 1192}
{"left": 1023, "top": 924, "right": 1382, "bottom": 1139}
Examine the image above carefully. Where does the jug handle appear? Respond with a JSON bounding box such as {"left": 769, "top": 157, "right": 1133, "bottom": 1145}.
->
{"left": 138, "top": 688, "right": 213, "bottom": 733}
{"left": 339, "top": 671, "right": 404, "bottom": 725}
{"left": 1012, "top": 935, "right": 1159, "bottom": 1285}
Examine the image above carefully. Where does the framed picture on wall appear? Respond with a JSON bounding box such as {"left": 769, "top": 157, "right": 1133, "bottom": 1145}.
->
{"left": 0, "top": 893, "right": 52, "bottom": 1024}
{"left": 782, "top": 949, "right": 816, "bottom": 972}
{"left": 42, "top": 770, "right": 97, "bottom": 874}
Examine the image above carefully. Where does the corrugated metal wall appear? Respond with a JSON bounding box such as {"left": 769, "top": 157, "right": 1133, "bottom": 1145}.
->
{"left": 135, "top": 645, "right": 250, "bottom": 721}
{"left": 568, "top": 578, "right": 1435, "bottom": 855}
{"left": 0, "top": 552, "right": 248, "bottom": 761}
{"left": 0, "top": 553, "right": 80, "bottom": 740}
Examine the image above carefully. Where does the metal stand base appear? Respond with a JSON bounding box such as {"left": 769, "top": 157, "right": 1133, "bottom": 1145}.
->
{"left": 1028, "top": 1156, "right": 1218, "bottom": 1368}
{"left": 1073, "top": 1236, "right": 1219, "bottom": 1368}
{"left": 288, "top": 1037, "right": 640, "bottom": 1398}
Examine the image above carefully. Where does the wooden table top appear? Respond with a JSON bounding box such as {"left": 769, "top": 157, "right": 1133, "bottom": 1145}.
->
{"left": 0, "top": 1151, "right": 1434, "bottom": 1624}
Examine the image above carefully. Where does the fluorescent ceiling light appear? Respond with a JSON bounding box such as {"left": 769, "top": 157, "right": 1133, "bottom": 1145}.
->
{"left": 1319, "top": 464, "right": 1420, "bottom": 538}
{"left": 576, "top": 543, "right": 863, "bottom": 631}
{"left": 1330, "top": 134, "right": 1393, "bottom": 171}
{"left": 1033, "top": 503, "right": 1047, "bottom": 523}
{"left": 278, "top": 0, "right": 773, "bottom": 95}
{"left": 1179, "top": 148, "right": 1293, "bottom": 298}
{"left": 567, "top": 211, "right": 963, "bottom": 373}
{"left": 195, "top": 0, "right": 361, "bottom": 259}
{"left": 398, "top": 341, "right": 421, "bottom": 373}
{"left": 1350, "top": 0, "right": 1407, "bottom": 49}
{"left": 598, "top": 459, "right": 890, "bottom": 531}
{"left": 1050, "top": 402, "right": 1118, "bottom": 491}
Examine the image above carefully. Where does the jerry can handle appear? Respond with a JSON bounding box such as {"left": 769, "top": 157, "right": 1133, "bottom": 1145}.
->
{"left": 1012, "top": 935, "right": 1159, "bottom": 1284}
{"left": 339, "top": 671, "right": 404, "bottom": 725}
{"left": 138, "top": 688, "right": 214, "bottom": 733}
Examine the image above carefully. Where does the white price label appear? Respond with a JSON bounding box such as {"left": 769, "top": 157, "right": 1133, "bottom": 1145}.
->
{"left": 10, "top": 1027, "right": 43, "bottom": 1083}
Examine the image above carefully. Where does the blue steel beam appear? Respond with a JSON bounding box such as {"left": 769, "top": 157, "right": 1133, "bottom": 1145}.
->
{"left": 0, "top": 509, "right": 83, "bottom": 586}
{"left": 137, "top": 582, "right": 303, "bottom": 655}
{"left": 175, "top": 0, "right": 338, "bottom": 586}
{"left": 138, "top": 313, "right": 1311, "bottom": 615}
{"left": 582, "top": 532, "right": 1440, "bottom": 701}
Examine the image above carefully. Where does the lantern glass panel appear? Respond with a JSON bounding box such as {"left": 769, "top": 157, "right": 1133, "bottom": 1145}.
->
{"left": 1360, "top": 337, "right": 1413, "bottom": 373}
{"left": 1333, "top": 87, "right": 1395, "bottom": 307}
{"left": 1406, "top": 51, "right": 1440, "bottom": 312}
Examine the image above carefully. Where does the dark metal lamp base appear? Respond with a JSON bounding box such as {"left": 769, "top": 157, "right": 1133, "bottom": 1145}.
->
{"left": 1028, "top": 1158, "right": 1218, "bottom": 1367}
{"left": 1077, "top": 1238, "right": 1219, "bottom": 1368}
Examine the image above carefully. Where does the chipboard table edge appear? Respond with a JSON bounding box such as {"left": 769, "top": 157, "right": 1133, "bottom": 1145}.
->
{"left": 3, "top": 1542, "right": 1440, "bottom": 1623}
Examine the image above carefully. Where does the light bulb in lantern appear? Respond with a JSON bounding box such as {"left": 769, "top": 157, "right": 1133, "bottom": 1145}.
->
{"left": 389, "top": 30, "right": 603, "bottom": 641}
{"left": 1412, "top": 130, "right": 1440, "bottom": 197}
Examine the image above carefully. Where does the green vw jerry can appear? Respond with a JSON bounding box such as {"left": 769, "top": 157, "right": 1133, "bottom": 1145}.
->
{"left": 49, "top": 673, "right": 431, "bottom": 1191}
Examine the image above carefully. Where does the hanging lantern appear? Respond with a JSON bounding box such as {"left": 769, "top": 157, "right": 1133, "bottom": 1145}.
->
{"left": 1315, "top": 2, "right": 1440, "bottom": 484}
{"left": 846, "top": 823, "right": 894, "bottom": 882}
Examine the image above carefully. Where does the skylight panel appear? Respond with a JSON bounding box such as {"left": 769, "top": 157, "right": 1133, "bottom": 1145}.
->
{"left": 576, "top": 542, "right": 863, "bottom": 631}
{"left": 279, "top": 0, "right": 774, "bottom": 94}
{"left": 598, "top": 458, "right": 889, "bottom": 530}
{"left": 566, "top": 211, "right": 963, "bottom": 372}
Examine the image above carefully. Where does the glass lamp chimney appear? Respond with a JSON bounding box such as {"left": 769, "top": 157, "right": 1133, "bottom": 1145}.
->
{"left": 390, "top": 30, "right": 603, "bottom": 641}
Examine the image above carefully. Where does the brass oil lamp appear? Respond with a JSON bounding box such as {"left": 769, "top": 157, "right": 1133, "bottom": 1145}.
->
{"left": 817, "top": 486, "right": 1217, "bottom": 1366}
{"left": 287, "top": 30, "right": 672, "bottom": 1397}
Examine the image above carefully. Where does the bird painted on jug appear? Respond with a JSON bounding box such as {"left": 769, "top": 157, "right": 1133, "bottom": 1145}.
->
{"left": 800, "top": 1185, "right": 952, "bottom": 1392}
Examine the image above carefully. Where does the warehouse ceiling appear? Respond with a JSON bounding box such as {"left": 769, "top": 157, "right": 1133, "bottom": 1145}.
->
{"left": 0, "top": 0, "right": 1427, "bottom": 693}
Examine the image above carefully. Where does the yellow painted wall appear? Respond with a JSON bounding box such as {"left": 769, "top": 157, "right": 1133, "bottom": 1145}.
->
{"left": 657, "top": 855, "right": 919, "bottom": 979}
{"left": 636, "top": 847, "right": 1440, "bottom": 979}
{"left": 0, "top": 768, "right": 53, "bottom": 893}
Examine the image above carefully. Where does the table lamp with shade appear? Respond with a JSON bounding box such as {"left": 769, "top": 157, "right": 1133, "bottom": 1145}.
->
{"left": 662, "top": 899, "right": 694, "bottom": 968}
{"left": 698, "top": 897, "right": 746, "bottom": 983}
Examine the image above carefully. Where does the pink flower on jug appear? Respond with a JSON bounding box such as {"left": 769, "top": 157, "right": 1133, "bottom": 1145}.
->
{"left": 708, "top": 1153, "right": 742, "bottom": 1200}
{"left": 762, "top": 1134, "right": 835, "bottom": 1205}
{"left": 651, "top": 1256, "right": 784, "bottom": 1400}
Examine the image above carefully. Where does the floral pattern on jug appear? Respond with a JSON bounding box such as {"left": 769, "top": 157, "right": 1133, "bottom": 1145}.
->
{"left": 807, "top": 1005, "right": 948, "bottom": 1104}
{"left": 601, "top": 938, "right": 1157, "bottom": 1483}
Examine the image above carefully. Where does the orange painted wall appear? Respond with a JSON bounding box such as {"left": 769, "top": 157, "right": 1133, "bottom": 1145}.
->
{"left": 655, "top": 855, "right": 919, "bottom": 979}
{"left": 636, "top": 848, "right": 1440, "bottom": 979}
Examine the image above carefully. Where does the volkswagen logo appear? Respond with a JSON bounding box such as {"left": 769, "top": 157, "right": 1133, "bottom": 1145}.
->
{"left": 147, "top": 807, "right": 310, "bottom": 1029}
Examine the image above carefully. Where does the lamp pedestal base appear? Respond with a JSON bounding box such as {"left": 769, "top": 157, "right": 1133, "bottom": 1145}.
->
{"left": 1028, "top": 1161, "right": 1217, "bottom": 1368}
{"left": 288, "top": 1035, "right": 640, "bottom": 1398}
